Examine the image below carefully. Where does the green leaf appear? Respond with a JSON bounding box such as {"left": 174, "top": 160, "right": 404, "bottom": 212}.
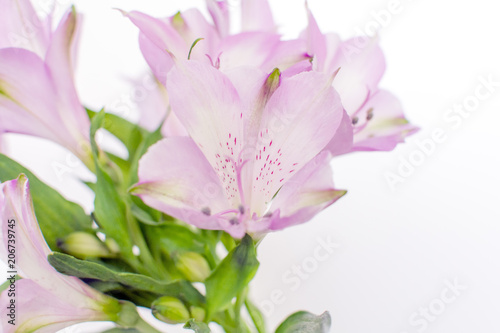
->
{"left": 184, "top": 319, "right": 211, "bottom": 333}
{"left": 88, "top": 108, "right": 163, "bottom": 188}
{"left": 82, "top": 180, "right": 96, "bottom": 192}
{"left": 86, "top": 280, "right": 123, "bottom": 293}
{"left": 48, "top": 252, "right": 204, "bottom": 306}
{"left": 130, "top": 204, "right": 166, "bottom": 226}
{"left": 220, "top": 232, "right": 236, "bottom": 252}
{"left": 0, "top": 155, "right": 92, "bottom": 250}
{"left": 275, "top": 311, "right": 331, "bottom": 333}
{"left": 107, "top": 152, "right": 131, "bottom": 176}
{"left": 87, "top": 109, "right": 145, "bottom": 157}
{"left": 205, "top": 235, "right": 259, "bottom": 318}
{"left": 199, "top": 230, "right": 222, "bottom": 269}
{"left": 90, "top": 109, "right": 106, "bottom": 155}
{"left": 93, "top": 165, "right": 134, "bottom": 257}
{"left": 90, "top": 111, "right": 134, "bottom": 259}
{"left": 127, "top": 123, "right": 163, "bottom": 185}
{"left": 154, "top": 223, "right": 206, "bottom": 254}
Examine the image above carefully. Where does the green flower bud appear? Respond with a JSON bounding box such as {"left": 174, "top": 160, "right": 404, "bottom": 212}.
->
{"left": 265, "top": 68, "right": 281, "bottom": 95}
{"left": 58, "top": 232, "right": 113, "bottom": 259}
{"left": 152, "top": 296, "right": 190, "bottom": 324}
{"left": 175, "top": 252, "right": 211, "bottom": 282}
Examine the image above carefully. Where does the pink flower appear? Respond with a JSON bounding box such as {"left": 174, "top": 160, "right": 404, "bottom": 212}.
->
{"left": 131, "top": 60, "right": 347, "bottom": 238}
{"left": 0, "top": 4, "right": 91, "bottom": 164}
{"left": 0, "top": 175, "right": 120, "bottom": 333}
{"left": 302, "top": 8, "right": 418, "bottom": 153}
{"left": 0, "top": 0, "right": 52, "bottom": 56}
{"left": 122, "top": 0, "right": 307, "bottom": 134}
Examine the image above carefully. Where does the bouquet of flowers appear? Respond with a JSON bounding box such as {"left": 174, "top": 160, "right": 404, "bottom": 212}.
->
{"left": 0, "top": 0, "right": 416, "bottom": 332}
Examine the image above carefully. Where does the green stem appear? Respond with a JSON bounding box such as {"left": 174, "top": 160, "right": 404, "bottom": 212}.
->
{"left": 215, "top": 309, "right": 252, "bottom": 333}
{"left": 124, "top": 255, "right": 148, "bottom": 276}
{"left": 214, "top": 287, "right": 253, "bottom": 333}
{"left": 213, "top": 310, "right": 236, "bottom": 330}
{"left": 245, "top": 299, "right": 267, "bottom": 333}
{"left": 126, "top": 206, "right": 165, "bottom": 279}
{"left": 234, "top": 287, "right": 248, "bottom": 324}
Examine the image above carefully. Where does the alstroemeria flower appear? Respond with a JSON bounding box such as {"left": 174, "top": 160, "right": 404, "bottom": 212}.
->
{"left": 122, "top": 0, "right": 307, "bottom": 134}
{"left": 0, "top": 0, "right": 52, "bottom": 56}
{"left": 0, "top": 5, "right": 91, "bottom": 165}
{"left": 0, "top": 175, "right": 120, "bottom": 333}
{"left": 302, "top": 9, "right": 418, "bottom": 153}
{"left": 131, "top": 60, "right": 347, "bottom": 238}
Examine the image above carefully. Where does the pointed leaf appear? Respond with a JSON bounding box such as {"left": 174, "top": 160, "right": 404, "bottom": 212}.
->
{"left": 150, "top": 223, "right": 206, "bottom": 254}
{"left": 127, "top": 122, "right": 163, "bottom": 185}
{"left": 90, "top": 111, "right": 134, "bottom": 258}
{"left": 275, "top": 311, "right": 331, "bottom": 333}
{"left": 184, "top": 319, "right": 211, "bottom": 333}
{"left": 87, "top": 109, "right": 145, "bottom": 157}
{"left": 130, "top": 204, "right": 165, "bottom": 226}
{"left": 48, "top": 252, "right": 204, "bottom": 306}
{"left": 205, "top": 235, "right": 259, "bottom": 317}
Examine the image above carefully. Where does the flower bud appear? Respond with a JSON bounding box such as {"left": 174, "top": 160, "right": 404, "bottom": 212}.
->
{"left": 58, "top": 232, "right": 113, "bottom": 259}
{"left": 264, "top": 68, "right": 281, "bottom": 103}
{"left": 152, "top": 296, "right": 190, "bottom": 324}
{"left": 175, "top": 252, "right": 211, "bottom": 282}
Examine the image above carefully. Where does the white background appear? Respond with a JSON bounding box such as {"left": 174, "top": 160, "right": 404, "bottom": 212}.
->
{"left": 2, "top": 0, "right": 500, "bottom": 332}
